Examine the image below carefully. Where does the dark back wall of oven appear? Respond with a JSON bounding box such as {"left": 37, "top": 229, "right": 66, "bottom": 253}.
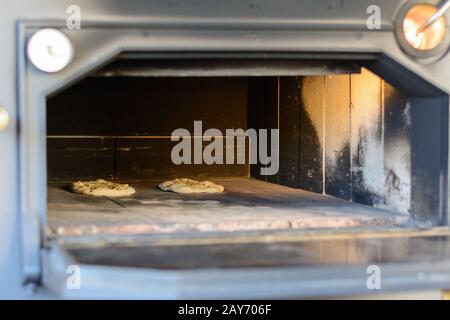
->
{"left": 47, "top": 77, "right": 250, "bottom": 181}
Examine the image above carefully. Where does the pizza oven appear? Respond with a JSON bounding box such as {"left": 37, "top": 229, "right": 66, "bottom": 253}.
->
{"left": 45, "top": 57, "right": 448, "bottom": 236}
{"left": 6, "top": 0, "right": 450, "bottom": 299}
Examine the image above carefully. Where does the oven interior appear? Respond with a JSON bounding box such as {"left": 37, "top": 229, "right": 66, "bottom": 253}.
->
{"left": 46, "top": 56, "right": 449, "bottom": 239}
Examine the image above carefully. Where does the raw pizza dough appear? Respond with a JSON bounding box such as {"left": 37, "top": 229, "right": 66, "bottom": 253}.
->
{"left": 71, "top": 179, "right": 136, "bottom": 197}
{"left": 159, "top": 178, "right": 224, "bottom": 194}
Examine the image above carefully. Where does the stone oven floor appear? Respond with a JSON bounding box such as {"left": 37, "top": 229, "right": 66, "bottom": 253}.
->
{"left": 48, "top": 177, "right": 411, "bottom": 237}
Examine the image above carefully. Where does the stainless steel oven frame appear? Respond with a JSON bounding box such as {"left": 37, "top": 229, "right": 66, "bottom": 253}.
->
{"left": 3, "top": 0, "right": 450, "bottom": 298}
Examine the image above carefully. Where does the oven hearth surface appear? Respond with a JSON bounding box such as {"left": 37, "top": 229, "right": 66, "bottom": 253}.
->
{"left": 48, "top": 177, "right": 410, "bottom": 237}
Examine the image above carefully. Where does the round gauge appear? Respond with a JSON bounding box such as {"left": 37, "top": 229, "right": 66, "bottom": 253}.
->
{"left": 395, "top": 1, "right": 450, "bottom": 63}
{"left": 27, "top": 28, "right": 74, "bottom": 73}
{"left": 403, "top": 4, "right": 447, "bottom": 51}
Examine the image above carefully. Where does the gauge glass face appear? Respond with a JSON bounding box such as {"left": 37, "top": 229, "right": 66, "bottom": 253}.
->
{"left": 27, "top": 28, "right": 74, "bottom": 73}
{"left": 403, "top": 4, "right": 447, "bottom": 51}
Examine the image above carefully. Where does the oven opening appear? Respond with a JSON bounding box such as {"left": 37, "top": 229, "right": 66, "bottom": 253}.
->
{"left": 45, "top": 56, "right": 448, "bottom": 240}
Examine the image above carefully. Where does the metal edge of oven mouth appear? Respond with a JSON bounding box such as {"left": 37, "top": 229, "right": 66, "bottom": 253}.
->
{"left": 42, "top": 241, "right": 450, "bottom": 300}
{"left": 47, "top": 226, "right": 450, "bottom": 250}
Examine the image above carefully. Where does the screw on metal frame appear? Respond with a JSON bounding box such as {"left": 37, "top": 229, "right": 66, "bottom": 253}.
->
{"left": 0, "top": 106, "right": 10, "bottom": 132}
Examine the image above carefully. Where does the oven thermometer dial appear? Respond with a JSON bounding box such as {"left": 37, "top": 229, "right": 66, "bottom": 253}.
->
{"left": 27, "top": 28, "right": 74, "bottom": 73}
